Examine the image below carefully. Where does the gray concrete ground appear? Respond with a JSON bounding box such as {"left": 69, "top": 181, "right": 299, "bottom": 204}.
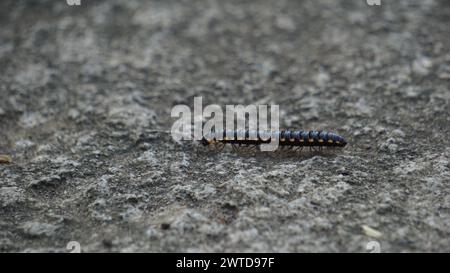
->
{"left": 0, "top": 0, "right": 449, "bottom": 252}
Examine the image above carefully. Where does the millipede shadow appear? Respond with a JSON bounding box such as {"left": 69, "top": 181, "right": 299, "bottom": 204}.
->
{"left": 193, "top": 144, "right": 344, "bottom": 161}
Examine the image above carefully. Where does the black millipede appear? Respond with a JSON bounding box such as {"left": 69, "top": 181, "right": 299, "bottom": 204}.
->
{"left": 200, "top": 130, "right": 347, "bottom": 151}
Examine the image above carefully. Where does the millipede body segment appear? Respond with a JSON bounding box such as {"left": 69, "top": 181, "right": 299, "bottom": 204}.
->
{"left": 201, "top": 130, "right": 347, "bottom": 148}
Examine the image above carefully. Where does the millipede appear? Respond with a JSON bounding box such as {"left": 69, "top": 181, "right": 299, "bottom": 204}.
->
{"left": 200, "top": 130, "right": 347, "bottom": 151}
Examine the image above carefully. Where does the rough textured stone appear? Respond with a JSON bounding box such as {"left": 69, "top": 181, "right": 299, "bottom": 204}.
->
{"left": 0, "top": 187, "right": 25, "bottom": 208}
{"left": 21, "top": 222, "right": 58, "bottom": 238}
{"left": 0, "top": 0, "right": 449, "bottom": 252}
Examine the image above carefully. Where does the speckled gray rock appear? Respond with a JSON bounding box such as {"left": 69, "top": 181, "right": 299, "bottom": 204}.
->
{"left": 21, "top": 222, "right": 58, "bottom": 238}
{"left": 0, "top": 0, "right": 449, "bottom": 253}
{"left": 0, "top": 187, "right": 25, "bottom": 208}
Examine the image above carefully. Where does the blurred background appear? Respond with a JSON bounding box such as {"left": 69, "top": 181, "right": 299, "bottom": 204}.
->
{"left": 0, "top": 0, "right": 449, "bottom": 252}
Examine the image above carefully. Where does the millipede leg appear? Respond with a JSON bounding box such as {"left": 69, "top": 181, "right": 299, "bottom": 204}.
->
{"left": 285, "top": 146, "right": 294, "bottom": 154}
{"left": 238, "top": 144, "right": 253, "bottom": 155}
{"left": 249, "top": 145, "right": 258, "bottom": 153}
{"left": 218, "top": 143, "right": 226, "bottom": 151}
{"left": 214, "top": 142, "right": 226, "bottom": 152}
{"left": 231, "top": 144, "right": 239, "bottom": 153}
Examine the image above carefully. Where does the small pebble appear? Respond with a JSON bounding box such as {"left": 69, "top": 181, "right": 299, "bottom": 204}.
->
{"left": 362, "top": 225, "right": 383, "bottom": 238}
{"left": 160, "top": 223, "right": 171, "bottom": 230}
{"left": 0, "top": 155, "right": 12, "bottom": 164}
{"left": 21, "top": 222, "right": 58, "bottom": 237}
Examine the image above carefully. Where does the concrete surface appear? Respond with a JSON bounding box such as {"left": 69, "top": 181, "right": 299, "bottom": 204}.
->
{"left": 0, "top": 0, "right": 449, "bottom": 252}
